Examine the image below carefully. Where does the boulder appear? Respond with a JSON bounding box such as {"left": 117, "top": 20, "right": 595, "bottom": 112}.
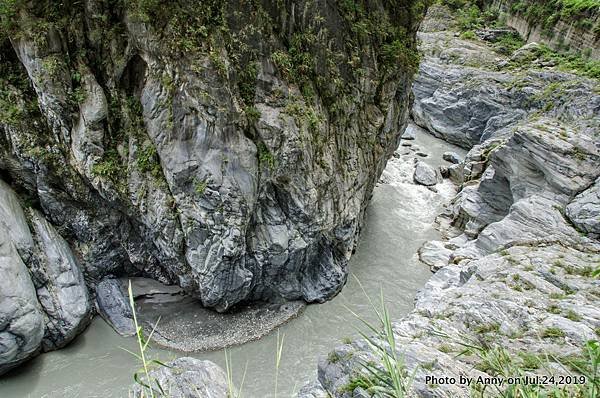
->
{"left": 566, "top": 178, "right": 600, "bottom": 236}
{"left": 297, "top": 381, "right": 329, "bottom": 398}
{"left": 413, "top": 161, "right": 439, "bottom": 186}
{"left": 475, "top": 28, "right": 518, "bottom": 42}
{"left": 442, "top": 151, "right": 461, "bottom": 164}
{"left": 95, "top": 278, "right": 135, "bottom": 336}
{"left": 130, "top": 358, "right": 229, "bottom": 398}
{"left": 418, "top": 240, "right": 452, "bottom": 271}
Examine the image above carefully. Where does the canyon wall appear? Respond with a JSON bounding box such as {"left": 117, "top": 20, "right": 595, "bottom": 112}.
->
{"left": 491, "top": 0, "right": 600, "bottom": 59}
{"left": 0, "top": 0, "right": 427, "bottom": 373}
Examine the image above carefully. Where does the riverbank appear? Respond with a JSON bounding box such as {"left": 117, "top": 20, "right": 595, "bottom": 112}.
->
{"left": 0, "top": 127, "right": 464, "bottom": 397}
{"left": 306, "top": 4, "right": 600, "bottom": 397}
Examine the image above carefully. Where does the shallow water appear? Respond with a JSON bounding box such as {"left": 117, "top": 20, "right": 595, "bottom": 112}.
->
{"left": 0, "top": 128, "right": 466, "bottom": 398}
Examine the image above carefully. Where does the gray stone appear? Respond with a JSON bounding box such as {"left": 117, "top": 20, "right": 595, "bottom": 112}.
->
{"left": 418, "top": 240, "right": 452, "bottom": 271}
{"left": 412, "top": 15, "right": 599, "bottom": 151}
{"left": 96, "top": 278, "right": 136, "bottom": 336}
{"left": 28, "top": 210, "right": 92, "bottom": 351}
{"left": 475, "top": 28, "right": 519, "bottom": 42}
{"left": 2, "top": 1, "right": 424, "bottom": 317}
{"left": 314, "top": 244, "right": 600, "bottom": 398}
{"left": 297, "top": 381, "right": 329, "bottom": 398}
{"left": 0, "top": 181, "right": 44, "bottom": 375}
{"left": 401, "top": 124, "right": 417, "bottom": 140}
{"left": 130, "top": 358, "right": 229, "bottom": 398}
{"left": 566, "top": 177, "right": 600, "bottom": 236}
{"left": 442, "top": 151, "right": 461, "bottom": 164}
{"left": 413, "top": 161, "right": 440, "bottom": 186}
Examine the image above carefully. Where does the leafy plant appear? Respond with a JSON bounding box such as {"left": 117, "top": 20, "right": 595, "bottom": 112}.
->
{"left": 345, "top": 281, "right": 416, "bottom": 397}
{"left": 122, "top": 280, "right": 169, "bottom": 398}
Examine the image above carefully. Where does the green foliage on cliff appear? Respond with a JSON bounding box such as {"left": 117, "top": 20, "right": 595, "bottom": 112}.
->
{"left": 337, "top": 0, "right": 426, "bottom": 75}
{"left": 0, "top": 41, "right": 40, "bottom": 126}
{"left": 509, "top": 0, "right": 599, "bottom": 33}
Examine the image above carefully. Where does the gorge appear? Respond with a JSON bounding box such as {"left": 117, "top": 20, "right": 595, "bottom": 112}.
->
{"left": 1, "top": 0, "right": 600, "bottom": 397}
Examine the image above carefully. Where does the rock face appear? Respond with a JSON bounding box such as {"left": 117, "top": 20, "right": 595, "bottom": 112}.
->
{"left": 95, "top": 278, "right": 136, "bottom": 336}
{"left": 0, "top": 181, "right": 45, "bottom": 375}
{"left": 130, "top": 358, "right": 229, "bottom": 398}
{"left": 0, "top": 180, "right": 91, "bottom": 374}
{"left": 28, "top": 210, "right": 92, "bottom": 351}
{"left": 566, "top": 177, "right": 600, "bottom": 237}
{"left": 412, "top": 14, "right": 599, "bottom": 149}
{"left": 0, "top": 0, "right": 425, "bottom": 370}
{"left": 305, "top": 4, "right": 600, "bottom": 397}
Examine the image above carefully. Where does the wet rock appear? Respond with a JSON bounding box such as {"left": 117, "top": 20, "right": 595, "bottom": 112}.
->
{"left": 418, "top": 240, "right": 452, "bottom": 271}
{"left": 0, "top": 178, "right": 94, "bottom": 372}
{"left": 566, "top": 177, "right": 600, "bottom": 236}
{"left": 0, "top": 236, "right": 44, "bottom": 376}
{"left": 413, "top": 161, "right": 439, "bottom": 186}
{"left": 95, "top": 278, "right": 135, "bottom": 336}
{"left": 28, "top": 210, "right": 92, "bottom": 351}
{"left": 442, "top": 151, "right": 461, "bottom": 164}
{"left": 0, "top": 181, "right": 44, "bottom": 375}
{"left": 130, "top": 358, "right": 229, "bottom": 398}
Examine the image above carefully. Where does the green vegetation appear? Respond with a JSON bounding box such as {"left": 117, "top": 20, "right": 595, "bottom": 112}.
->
{"left": 194, "top": 179, "right": 208, "bottom": 195}
{"left": 509, "top": 0, "right": 600, "bottom": 34}
{"left": 257, "top": 142, "right": 275, "bottom": 171}
{"left": 474, "top": 322, "right": 501, "bottom": 334}
{"left": 0, "top": 41, "right": 40, "bottom": 126}
{"left": 542, "top": 327, "right": 566, "bottom": 338}
{"left": 337, "top": 0, "right": 427, "bottom": 76}
{"left": 123, "top": 280, "right": 168, "bottom": 398}
{"left": 431, "top": 326, "right": 600, "bottom": 398}
{"left": 566, "top": 309, "right": 582, "bottom": 321}
{"left": 492, "top": 32, "right": 526, "bottom": 55}
{"left": 243, "top": 106, "right": 261, "bottom": 125}
{"left": 92, "top": 149, "right": 123, "bottom": 180}
{"left": 509, "top": 43, "right": 600, "bottom": 78}
{"left": 344, "top": 283, "right": 416, "bottom": 397}
{"left": 518, "top": 352, "right": 543, "bottom": 370}
{"left": 136, "top": 143, "right": 162, "bottom": 179}
{"left": 439, "top": 0, "right": 600, "bottom": 79}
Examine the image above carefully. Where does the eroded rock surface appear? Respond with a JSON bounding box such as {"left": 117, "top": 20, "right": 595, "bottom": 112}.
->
{"left": 566, "top": 177, "right": 600, "bottom": 237}
{"left": 0, "top": 180, "right": 90, "bottom": 374}
{"left": 0, "top": 182, "right": 44, "bottom": 374}
{"left": 95, "top": 278, "right": 136, "bottom": 336}
{"left": 305, "top": 4, "right": 600, "bottom": 397}
{"left": 0, "top": 0, "right": 427, "bottom": 371}
{"left": 0, "top": 0, "right": 424, "bottom": 314}
{"left": 130, "top": 358, "right": 229, "bottom": 398}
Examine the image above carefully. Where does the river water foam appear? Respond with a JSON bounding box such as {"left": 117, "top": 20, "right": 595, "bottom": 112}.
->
{"left": 0, "top": 126, "right": 466, "bottom": 398}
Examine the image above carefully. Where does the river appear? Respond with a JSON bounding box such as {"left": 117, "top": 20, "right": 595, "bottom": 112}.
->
{"left": 0, "top": 126, "right": 466, "bottom": 398}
